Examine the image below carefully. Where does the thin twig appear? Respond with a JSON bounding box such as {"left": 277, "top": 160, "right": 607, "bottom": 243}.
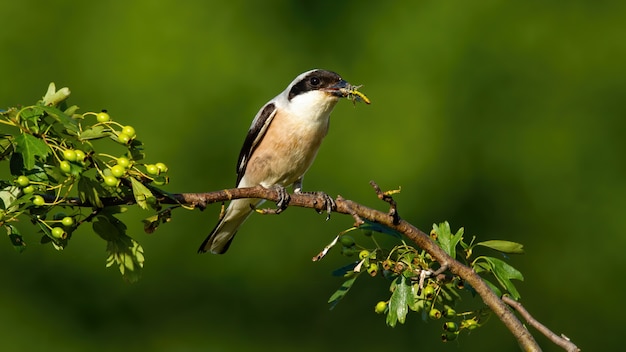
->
{"left": 369, "top": 181, "right": 400, "bottom": 224}
{"left": 502, "top": 296, "right": 580, "bottom": 352}
{"left": 336, "top": 195, "right": 364, "bottom": 227}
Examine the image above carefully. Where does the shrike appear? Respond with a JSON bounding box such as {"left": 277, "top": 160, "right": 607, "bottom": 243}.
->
{"left": 198, "top": 69, "right": 368, "bottom": 254}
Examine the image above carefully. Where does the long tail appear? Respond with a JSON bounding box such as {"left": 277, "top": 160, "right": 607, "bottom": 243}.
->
{"left": 198, "top": 198, "right": 260, "bottom": 254}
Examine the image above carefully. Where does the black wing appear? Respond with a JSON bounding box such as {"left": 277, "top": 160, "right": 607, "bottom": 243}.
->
{"left": 236, "top": 102, "right": 277, "bottom": 186}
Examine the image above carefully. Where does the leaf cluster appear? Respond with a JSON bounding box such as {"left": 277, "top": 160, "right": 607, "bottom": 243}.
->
{"left": 0, "top": 83, "right": 175, "bottom": 282}
{"left": 327, "top": 220, "right": 524, "bottom": 343}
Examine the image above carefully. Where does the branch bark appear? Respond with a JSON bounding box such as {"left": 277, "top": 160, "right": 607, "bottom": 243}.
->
{"left": 50, "top": 185, "right": 574, "bottom": 351}
{"left": 502, "top": 296, "right": 580, "bottom": 352}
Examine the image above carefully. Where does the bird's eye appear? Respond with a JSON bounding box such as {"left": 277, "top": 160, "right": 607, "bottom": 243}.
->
{"left": 309, "top": 77, "right": 320, "bottom": 86}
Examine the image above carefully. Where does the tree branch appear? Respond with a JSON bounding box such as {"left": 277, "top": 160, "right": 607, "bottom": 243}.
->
{"left": 46, "top": 185, "right": 574, "bottom": 351}
{"left": 502, "top": 296, "right": 580, "bottom": 352}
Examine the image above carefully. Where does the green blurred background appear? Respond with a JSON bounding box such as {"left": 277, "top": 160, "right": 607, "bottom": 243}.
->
{"left": 1, "top": 1, "right": 624, "bottom": 350}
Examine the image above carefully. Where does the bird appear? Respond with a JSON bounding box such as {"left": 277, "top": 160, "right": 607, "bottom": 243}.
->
{"left": 198, "top": 69, "right": 363, "bottom": 254}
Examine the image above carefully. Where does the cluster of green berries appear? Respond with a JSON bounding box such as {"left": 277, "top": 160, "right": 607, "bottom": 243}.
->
{"left": 55, "top": 111, "right": 169, "bottom": 188}
{"left": 337, "top": 235, "right": 483, "bottom": 344}
{"left": 339, "top": 235, "right": 380, "bottom": 276}
{"left": 96, "top": 111, "right": 135, "bottom": 145}
{"left": 420, "top": 282, "right": 483, "bottom": 342}
{"left": 102, "top": 156, "right": 168, "bottom": 188}
{"left": 48, "top": 212, "right": 76, "bottom": 240}
{"left": 15, "top": 109, "right": 172, "bottom": 241}
{"left": 17, "top": 175, "right": 77, "bottom": 240}
{"left": 15, "top": 175, "right": 45, "bottom": 206}
{"left": 59, "top": 148, "right": 87, "bottom": 175}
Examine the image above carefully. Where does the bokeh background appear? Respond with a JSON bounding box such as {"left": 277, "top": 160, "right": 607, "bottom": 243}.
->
{"left": 1, "top": 1, "right": 624, "bottom": 351}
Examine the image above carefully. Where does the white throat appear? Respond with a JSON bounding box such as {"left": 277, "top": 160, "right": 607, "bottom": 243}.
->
{"left": 285, "top": 90, "right": 339, "bottom": 122}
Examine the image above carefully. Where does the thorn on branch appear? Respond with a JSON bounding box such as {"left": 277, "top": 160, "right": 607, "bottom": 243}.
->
{"left": 337, "top": 195, "right": 364, "bottom": 227}
{"left": 369, "top": 181, "right": 401, "bottom": 225}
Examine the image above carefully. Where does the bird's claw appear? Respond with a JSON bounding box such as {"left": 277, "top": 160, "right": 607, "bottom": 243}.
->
{"left": 298, "top": 191, "right": 335, "bottom": 220}
{"left": 274, "top": 186, "right": 291, "bottom": 214}
{"left": 251, "top": 186, "right": 291, "bottom": 215}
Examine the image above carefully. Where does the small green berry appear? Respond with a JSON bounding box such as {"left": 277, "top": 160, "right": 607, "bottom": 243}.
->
{"left": 341, "top": 246, "right": 356, "bottom": 257}
{"left": 122, "top": 125, "right": 136, "bottom": 138}
{"left": 60, "top": 160, "right": 72, "bottom": 174}
{"left": 441, "top": 332, "right": 458, "bottom": 342}
{"left": 367, "top": 263, "right": 379, "bottom": 276}
{"left": 51, "top": 227, "right": 66, "bottom": 239}
{"left": 117, "top": 157, "right": 131, "bottom": 168}
{"left": 443, "top": 321, "right": 459, "bottom": 332}
{"left": 423, "top": 285, "right": 436, "bottom": 300}
{"left": 117, "top": 133, "right": 131, "bottom": 144}
{"left": 155, "top": 162, "right": 168, "bottom": 173}
{"left": 61, "top": 216, "right": 74, "bottom": 227}
{"left": 74, "top": 149, "right": 86, "bottom": 162}
{"left": 96, "top": 111, "right": 110, "bottom": 122}
{"left": 429, "top": 308, "right": 442, "bottom": 320}
{"left": 32, "top": 195, "right": 45, "bottom": 206}
{"left": 22, "top": 185, "right": 35, "bottom": 194}
{"left": 443, "top": 306, "right": 457, "bottom": 319}
{"left": 152, "top": 177, "right": 167, "bottom": 186}
{"left": 103, "top": 175, "right": 119, "bottom": 187}
{"left": 145, "top": 164, "right": 159, "bottom": 175}
{"left": 16, "top": 175, "right": 30, "bottom": 187}
{"left": 110, "top": 165, "right": 126, "bottom": 178}
{"left": 339, "top": 235, "right": 355, "bottom": 247}
{"left": 374, "top": 301, "right": 387, "bottom": 314}
{"left": 63, "top": 149, "right": 77, "bottom": 162}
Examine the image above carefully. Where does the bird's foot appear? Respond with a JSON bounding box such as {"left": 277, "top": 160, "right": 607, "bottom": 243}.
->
{"left": 274, "top": 185, "right": 291, "bottom": 214}
{"left": 254, "top": 185, "right": 291, "bottom": 215}
{"left": 296, "top": 190, "right": 336, "bottom": 220}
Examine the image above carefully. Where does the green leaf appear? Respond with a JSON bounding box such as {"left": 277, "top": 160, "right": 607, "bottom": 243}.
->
{"left": 475, "top": 240, "right": 524, "bottom": 254}
{"left": 142, "top": 207, "right": 172, "bottom": 234}
{"left": 78, "top": 125, "right": 109, "bottom": 140}
{"left": 359, "top": 219, "right": 402, "bottom": 238}
{"left": 93, "top": 215, "right": 122, "bottom": 241}
{"left": 331, "top": 262, "right": 358, "bottom": 277}
{"left": 104, "top": 231, "right": 144, "bottom": 283}
{"left": 0, "top": 134, "right": 13, "bottom": 161}
{"left": 9, "top": 152, "right": 24, "bottom": 176}
{"left": 77, "top": 177, "right": 104, "bottom": 208}
{"left": 478, "top": 256, "right": 524, "bottom": 299}
{"left": 408, "top": 283, "right": 426, "bottom": 312}
{"left": 130, "top": 177, "right": 155, "bottom": 210}
{"left": 129, "top": 139, "right": 145, "bottom": 161}
{"left": 0, "top": 186, "right": 21, "bottom": 211}
{"left": 94, "top": 211, "right": 144, "bottom": 281}
{"left": 432, "top": 222, "right": 464, "bottom": 259}
{"left": 6, "top": 225, "right": 26, "bottom": 253}
{"left": 40, "top": 106, "right": 78, "bottom": 134}
{"left": 328, "top": 276, "right": 358, "bottom": 310}
{"left": 19, "top": 106, "right": 45, "bottom": 133}
{"left": 482, "top": 278, "right": 502, "bottom": 297}
{"left": 13, "top": 133, "right": 50, "bottom": 170}
{"left": 386, "top": 276, "right": 412, "bottom": 327}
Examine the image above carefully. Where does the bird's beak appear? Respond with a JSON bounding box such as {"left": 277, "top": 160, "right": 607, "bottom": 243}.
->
{"left": 321, "top": 79, "right": 371, "bottom": 104}
{"left": 324, "top": 80, "right": 371, "bottom": 105}
{"left": 323, "top": 80, "right": 351, "bottom": 98}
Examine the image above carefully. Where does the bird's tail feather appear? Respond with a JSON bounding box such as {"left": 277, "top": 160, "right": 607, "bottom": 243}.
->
{"left": 198, "top": 198, "right": 260, "bottom": 254}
